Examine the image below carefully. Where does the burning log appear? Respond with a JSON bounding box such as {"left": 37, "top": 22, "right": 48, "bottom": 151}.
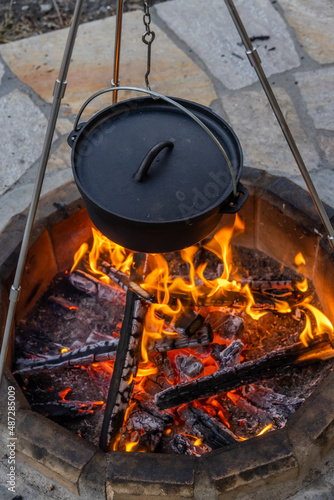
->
{"left": 69, "top": 269, "right": 126, "bottom": 305}
{"left": 169, "top": 433, "right": 201, "bottom": 455}
{"left": 203, "top": 311, "right": 244, "bottom": 340}
{"left": 242, "top": 385, "right": 304, "bottom": 420}
{"left": 49, "top": 295, "right": 79, "bottom": 310}
{"left": 227, "top": 392, "right": 282, "bottom": 427}
{"left": 31, "top": 400, "right": 103, "bottom": 421}
{"left": 15, "top": 339, "right": 119, "bottom": 373}
{"left": 173, "top": 309, "right": 205, "bottom": 336}
{"left": 175, "top": 354, "right": 204, "bottom": 383}
{"left": 154, "top": 353, "right": 175, "bottom": 383}
{"left": 99, "top": 290, "right": 147, "bottom": 451}
{"left": 101, "top": 260, "right": 302, "bottom": 308}
{"left": 150, "top": 323, "right": 213, "bottom": 353}
{"left": 100, "top": 262, "right": 153, "bottom": 302}
{"left": 210, "top": 340, "right": 244, "bottom": 370}
{"left": 155, "top": 335, "right": 334, "bottom": 410}
{"left": 178, "top": 405, "right": 238, "bottom": 448}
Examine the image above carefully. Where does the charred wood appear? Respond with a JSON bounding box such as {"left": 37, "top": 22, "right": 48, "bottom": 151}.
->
{"left": 227, "top": 392, "right": 283, "bottom": 427}
{"left": 211, "top": 340, "right": 244, "bottom": 371}
{"left": 15, "top": 339, "right": 119, "bottom": 373}
{"left": 69, "top": 269, "right": 126, "bottom": 305}
{"left": 154, "top": 353, "right": 175, "bottom": 383}
{"left": 242, "top": 385, "right": 304, "bottom": 419}
{"left": 100, "top": 285, "right": 147, "bottom": 451}
{"left": 178, "top": 405, "right": 238, "bottom": 449}
{"left": 49, "top": 295, "right": 79, "bottom": 310}
{"left": 174, "top": 309, "right": 205, "bottom": 337}
{"left": 175, "top": 354, "right": 204, "bottom": 383}
{"left": 31, "top": 400, "right": 103, "bottom": 421}
{"left": 155, "top": 335, "right": 333, "bottom": 410}
{"left": 149, "top": 323, "right": 213, "bottom": 353}
{"left": 169, "top": 433, "right": 199, "bottom": 455}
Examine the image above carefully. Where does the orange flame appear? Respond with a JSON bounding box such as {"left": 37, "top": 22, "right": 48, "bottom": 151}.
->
{"left": 297, "top": 278, "right": 308, "bottom": 293}
{"left": 59, "top": 388, "right": 71, "bottom": 401}
{"left": 125, "top": 436, "right": 140, "bottom": 452}
{"left": 257, "top": 423, "right": 274, "bottom": 436}
{"left": 71, "top": 243, "right": 88, "bottom": 273}
{"left": 295, "top": 252, "right": 306, "bottom": 267}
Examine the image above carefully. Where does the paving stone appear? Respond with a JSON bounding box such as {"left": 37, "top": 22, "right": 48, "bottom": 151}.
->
{"left": 0, "top": 60, "right": 4, "bottom": 85}
{"left": 0, "top": 168, "right": 73, "bottom": 232}
{"left": 47, "top": 141, "right": 71, "bottom": 173}
{"left": 0, "top": 12, "right": 216, "bottom": 115}
{"left": 220, "top": 86, "right": 319, "bottom": 176}
{"left": 0, "top": 89, "right": 52, "bottom": 196}
{"left": 56, "top": 117, "right": 74, "bottom": 136}
{"left": 295, "top": 67, "right": 334, "bottom": 131}
{"left": 279, "top": 0, "right": 334, "bottom": 64}
{"left": 156, "top": 0, "right": 300, "bottom": 90}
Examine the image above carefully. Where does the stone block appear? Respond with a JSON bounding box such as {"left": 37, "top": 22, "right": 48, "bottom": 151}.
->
{"left": 14, "top": 409, "right": 96, "bottom": 494}
{"left": 286, "top": 370, "right": 334, "bottom": 459}
{"left": 201, "top": 431, "right": 297, "bottom": 494}
{"left": 106, "top": 451, "right": 195, "bottom": 498}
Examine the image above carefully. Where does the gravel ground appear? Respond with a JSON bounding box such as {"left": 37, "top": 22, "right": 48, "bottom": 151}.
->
{"left": 0, "top": 0, "right": 168, "bottom": 43}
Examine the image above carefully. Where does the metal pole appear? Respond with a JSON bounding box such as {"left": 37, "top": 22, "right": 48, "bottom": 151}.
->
{"left": 0, "top": 0, "right": 86, "bottom": 386}
{"left": 112, "top": 0, "right": 124, "bottom": 104}
{"left": 224, "top": 0, "right": 334, "bottom": 250}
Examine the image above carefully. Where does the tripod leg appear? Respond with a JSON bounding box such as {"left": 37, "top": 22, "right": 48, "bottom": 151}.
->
{"left": 0, "top": 0, "right": 86, "bottom": 386}
{"left": 112, "top": 0, "right": 125, "bottom": 104}
{"left": 224, "top": 0, "right": 334, "bottom": 250}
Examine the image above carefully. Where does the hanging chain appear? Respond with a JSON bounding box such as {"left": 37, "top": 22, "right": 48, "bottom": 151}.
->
{"left": 142, "top": 0, "right": 155, "bottom": 90}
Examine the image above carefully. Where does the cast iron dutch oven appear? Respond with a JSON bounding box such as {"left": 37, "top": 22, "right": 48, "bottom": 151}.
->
{"left": 68, "top": 87, "right": 248, "bottom": 253}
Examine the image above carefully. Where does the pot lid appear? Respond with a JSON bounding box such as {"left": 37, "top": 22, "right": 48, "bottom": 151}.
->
{"left": 72, "top": 97, "right": 243, "bottom": 224}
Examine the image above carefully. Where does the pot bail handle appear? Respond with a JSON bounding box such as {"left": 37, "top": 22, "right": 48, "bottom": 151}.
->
{"left": 72, "top": 86, "right": 238, "bottom": 197}
{"left": 133, "top": 141, "right": 174, "bottom": 183}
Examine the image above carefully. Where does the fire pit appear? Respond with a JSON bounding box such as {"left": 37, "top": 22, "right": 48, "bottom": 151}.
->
{"left": 1, "top": 167, "right": 334, "bottom": 499}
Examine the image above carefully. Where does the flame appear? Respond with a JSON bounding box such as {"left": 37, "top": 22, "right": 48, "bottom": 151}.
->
{"left": 71, "top": 243, "right": 88, "bottom": 273}
{"left": 257, "top": 423, "right": 273, "bottom": 436}
{"left": 59, "top": 388, "right": 71, "bottom": 401}
{"left": 70, "top": 215, "right": 334, "bottom": 451}
{"left": 297, "top": 278, "right": 308, "bottom": 293}
{"left": 244, "top": 285, "right": 268, "bottom": 320}
{"left": 71, "top": 227, "right": 134, "bottom": 280}
{"left": 299, "top": 314, "right": 313, "bottom": 347}
{"left": 182, "top": 433, "right": 202, "bottom": 446}
{"left": 61, "top": 348, "right": 69, "bottom": 354}
{"left": 302, "top": 303, "right": 334, "bottom": 338}
{"left": 125, "top": 436, "right": 140, "bottom": 452}
{"left": 295, "top": 252, "right": 306, "bottom": 267}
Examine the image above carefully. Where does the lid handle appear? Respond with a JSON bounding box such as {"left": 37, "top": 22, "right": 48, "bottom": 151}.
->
{"left": 133, "top": 141, "right": 174, "bottom": 183}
